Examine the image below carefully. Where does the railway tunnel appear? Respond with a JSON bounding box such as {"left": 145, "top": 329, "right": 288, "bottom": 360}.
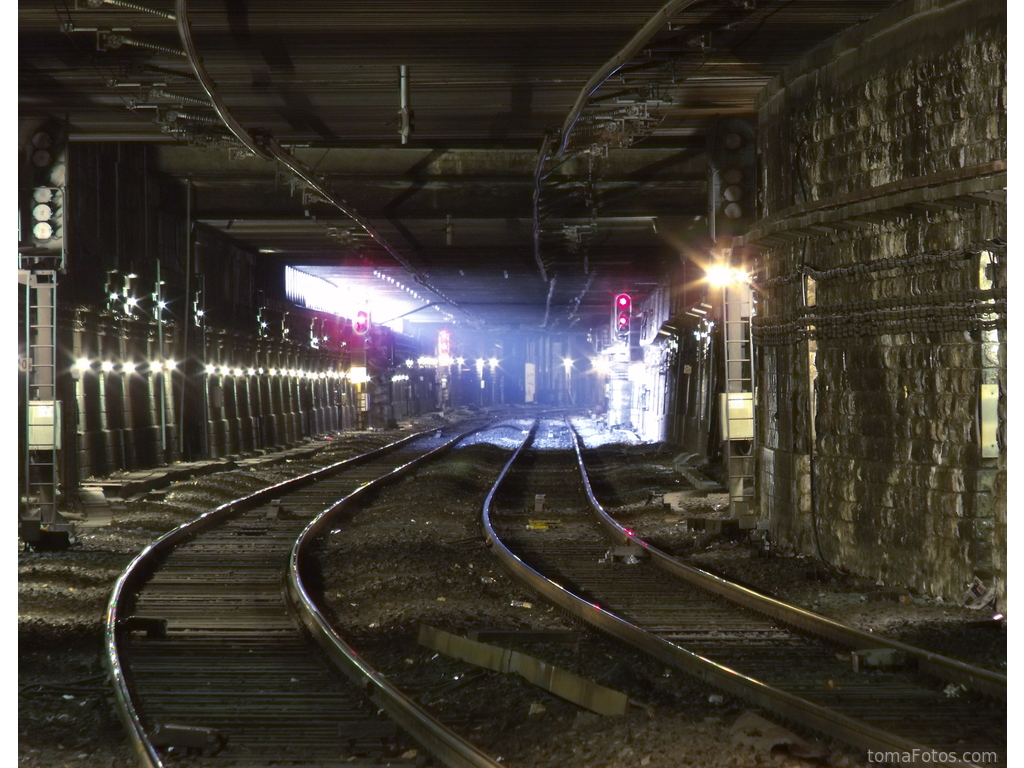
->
{"left": 18, "top": 1, "right": 1007, "bottom": 766}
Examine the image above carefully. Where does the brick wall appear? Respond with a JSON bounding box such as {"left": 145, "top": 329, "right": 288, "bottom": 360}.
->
{"left": 750, "top": 0, "right": 1006, "bottom": 604}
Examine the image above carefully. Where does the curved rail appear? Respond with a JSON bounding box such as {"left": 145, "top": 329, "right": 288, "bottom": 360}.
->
{"left": 286, "top": 422, "right": 528, "bottom": 768}
{"left": 104, "top": 428, "right": 439, "bottom": 768}
{"left": 479, "top": 424, "right": 994, "bottom": 768}
{"left": 565, "top": 420, "right": 1007, "bottom": 700}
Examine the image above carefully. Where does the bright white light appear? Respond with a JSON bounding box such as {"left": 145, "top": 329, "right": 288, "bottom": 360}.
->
{"left": 705, "top": 264, "right": 751, "bottom": 286}
{"left": 102, "top": 361, "right": 115, "bottom": 372}
{"left": 628, "top": 362, "right": 646, "bottom": 383}
{"left": 75, "top": 358, "right": 92, "bottom": 372}
{"left": 269, "top": 368, "right": 278, "bottom": 376}
{"left": 455, "top": 357, "right": 465, "bottom": 367}
{"left": 418, "top": 356, "right": 438, "bottom": 367}
{"left": 125, "top": 296, "right": 138, "bottom": 307}
{"left": 438, "top": 354, "right": 452, "bottom": 366}
{"left": 562, "top": 357, "right": 574, "bottom": 372}
{"left": 349, "top": 366, "right": 368, "bottom": 384}
{"left": 489, "top": 357, "right": 499, "bottom": 372}
{"left": 166, "top": 359, "right": 177, "bottom": 371}
{"left": 405, "top": 359, "right": 415, "bottom": 367}
{"left": 475, "top": 358, "right": 485, "bottom": 375}
{"left": 705, "top": 264, "right": 735, "bottom": 286}
{"left": 285, "top": 266, "right": 346, "bottom": 314}
{"left": 151, "top": 361, "right": 164, "bottom": 372}
{"left": 205, "top": 364, "right": 217, "bottom": 374}
{"left": 157, "top": 301, "right": 167, "bottom": 310}
{"left": 591, "top": 357, "right": 612, "bottom": 375}
{"left": 247, "top": 368, "right": 256, "bottom": 376}
{"left": 123, "top": 362, "right": 136, "bottom": 373}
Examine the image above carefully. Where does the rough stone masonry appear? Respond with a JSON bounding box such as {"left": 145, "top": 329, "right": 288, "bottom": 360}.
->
{"left": 748, "top": 0, "right": 1006, "bottom": 607}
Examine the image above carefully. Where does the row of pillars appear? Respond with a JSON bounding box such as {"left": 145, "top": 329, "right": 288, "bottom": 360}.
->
{"left": 68, "top": 310, "right": 361, "bottom": 482}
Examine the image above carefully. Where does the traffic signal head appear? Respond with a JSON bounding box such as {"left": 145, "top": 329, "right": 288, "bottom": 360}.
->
{"left": 708, "top": 117, "right": 756, "bottom": 238}
{"left": 614, "top": 293, "right": 631, "bottom": 341}
{"left": 21, "top": 120, "right": 67, "bottom": 255}
{"left": 353, "top": 310, "right": 370, "bottom": 335}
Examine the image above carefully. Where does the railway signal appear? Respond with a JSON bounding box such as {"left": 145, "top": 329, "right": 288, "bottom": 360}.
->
{"left": 353, "top": 309, "right": 370, "bottom": 335}
{"left": 614, "top": 294, "right": 631, "bottom": 341}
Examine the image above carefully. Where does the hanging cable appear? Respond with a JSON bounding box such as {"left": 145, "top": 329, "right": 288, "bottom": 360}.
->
{"left": 173, "top": 0, "right": 477, "bottom": 324}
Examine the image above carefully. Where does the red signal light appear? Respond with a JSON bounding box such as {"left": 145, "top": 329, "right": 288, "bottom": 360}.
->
{"left": 354, "top": 310, "right": 370, "bottom": 335}
{"left": 614, "top": 294, "right": 631, "bottom": 341}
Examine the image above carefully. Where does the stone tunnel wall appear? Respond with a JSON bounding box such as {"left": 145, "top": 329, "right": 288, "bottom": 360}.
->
{"left": 750, "top": 0, "right": 1006, "bottom": 605}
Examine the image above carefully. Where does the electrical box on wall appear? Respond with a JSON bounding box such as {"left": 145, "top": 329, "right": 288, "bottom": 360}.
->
{"left": 719, "top": 392, "right": 753, "bottom": 440}
{"left": 980, "top": 384, "right": 999, "bottom": 458}
{"left": 28, "top": 400, "right": 61, "bottom": 449}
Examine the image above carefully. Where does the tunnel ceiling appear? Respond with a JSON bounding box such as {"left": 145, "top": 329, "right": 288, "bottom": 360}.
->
{"left": 21, "top": 0, "right": 899, "bottom": 331}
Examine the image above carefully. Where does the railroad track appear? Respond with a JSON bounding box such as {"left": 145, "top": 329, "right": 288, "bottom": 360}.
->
{"left": 105, "top": 421, "right": 507, "bottom": 768}
{"left": 481, "top": 418, "right": 1006, "bottom": 768}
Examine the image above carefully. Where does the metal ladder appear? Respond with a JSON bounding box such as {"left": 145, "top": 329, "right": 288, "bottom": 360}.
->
{"left": 721, "top": 281, "right": 756, "bottom": 519}
{"left": 21, "top": 269, "right": 69, "bottom": 539}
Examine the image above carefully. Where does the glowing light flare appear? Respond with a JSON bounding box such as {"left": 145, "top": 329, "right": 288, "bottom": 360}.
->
{"left": 102, "top": 361, "right": 115, "bottom": 372}
{"left": 704, "top": 264, "right": 734, "bottom": 286}
{"left": 488, "top": 357, "right": 499, "bottom": 372}
{"left": 704, "top": 264, "right": 752, "bottom": 287}
{"left": 75, "top": 358, "right": 92, "bottom": 372}
{"left": 562, "top": 357, "right": 574, "bottom": 373}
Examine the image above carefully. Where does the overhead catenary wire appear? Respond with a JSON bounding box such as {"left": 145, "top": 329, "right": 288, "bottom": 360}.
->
{"left": 173, "top": 0, "right": 477, "bottom": 325}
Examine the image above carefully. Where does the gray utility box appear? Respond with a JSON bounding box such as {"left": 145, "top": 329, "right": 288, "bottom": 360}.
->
{"left": 28, "top": 400, "right": 61, "bottom": 449}
{"left": 720, "top": 392, "right": 753, "bottom": 440}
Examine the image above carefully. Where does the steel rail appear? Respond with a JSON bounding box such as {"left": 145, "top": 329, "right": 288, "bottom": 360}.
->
{"left": 287, "top": 422, "right": 521, "bottom": 768}
{"left": 104, "top": 428, "right": 436, "bottom": 768}
{"left": 479, "top": 425, "right": 990, "bottom": 768}
{"left": 565, "top": 420, "right": 1007, "bottom": 700}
